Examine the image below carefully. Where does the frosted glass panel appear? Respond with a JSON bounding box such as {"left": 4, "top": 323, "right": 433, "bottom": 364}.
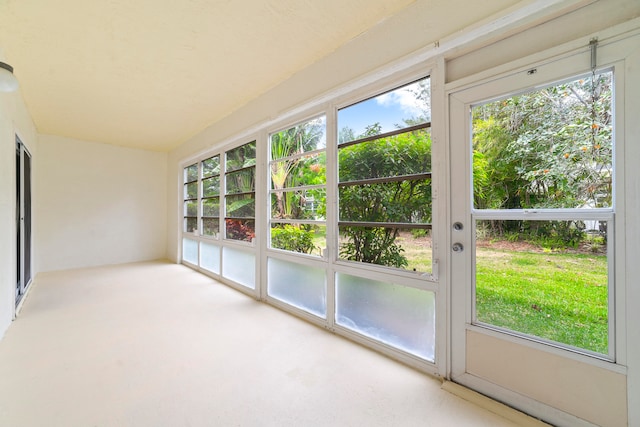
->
{"left": 336, "top": 273, "right": 435, "bottom": 361}
{"left": 222, "top": 246, "right": 255, "bottom": 289}
{"left": 268, "top": 258, "right": 326, "bottom": 317}
{"left": 200, "top": 241, "right": 220, "bottom": 274}
{"left": 182, "top": 238, "right": 198, "bottom": 265}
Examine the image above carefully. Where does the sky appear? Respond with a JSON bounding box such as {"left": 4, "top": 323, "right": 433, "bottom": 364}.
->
{"left": 338, "top": 78, "right": 430, "bottom": 139}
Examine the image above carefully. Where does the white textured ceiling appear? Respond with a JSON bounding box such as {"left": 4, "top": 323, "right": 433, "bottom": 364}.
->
{"left": 0, "top": 0, "right": 521, "bottom": 151}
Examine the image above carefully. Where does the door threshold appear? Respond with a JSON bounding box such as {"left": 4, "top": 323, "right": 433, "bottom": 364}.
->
{"left": 441, "top": 380, "right": 551, "bottom": 427}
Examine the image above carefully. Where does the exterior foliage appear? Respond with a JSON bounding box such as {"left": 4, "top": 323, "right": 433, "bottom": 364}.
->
{"left": 225, "top": 142, "right": 256, "bottom": 241}
{"left": 339, "top": 125, "right": 432, "bottom": 268}
{"left": 271, "top": 224, "right": 317, "bottom": 254}
{"left": 473, "top": 72, "right": 612, "bottom": 245}
{"left": 270, "top": 119, "right": 326, "bottom": 220}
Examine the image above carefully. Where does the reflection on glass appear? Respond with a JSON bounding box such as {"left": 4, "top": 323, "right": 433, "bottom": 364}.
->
{"left": 268, "top": 257, "right": 326, "bottom": 317}
{"left": 339, "top": 227, "right": 432, "bottom": 273}
{"left": 270, "top": 224, "right": 326, "bottom": 256}
{"left": 336, "top": 273, "right": 435, "bottom": 361}
{"left": 338, "top": 77, "right": 430, "bottom": 144}
{"left": 475, "top": 219, "right": 608, "bottom": 354}
{"left": 472, "top": 71, "right": 613, "bottom": 210}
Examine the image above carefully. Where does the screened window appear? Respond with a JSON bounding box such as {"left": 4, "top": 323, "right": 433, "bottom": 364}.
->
{"left": 201, "top": 156, "right": 221, "bottom": 237}
{"left": 225, "top": 141, "right": 256, "bottom": 242}
{"left": 183, "top": 163, "right": 198, "bottom": 233}
{"left": 269, "top": 116, "right": 326, "bottom": 256}
{"left": 337, "top": 76, "right": 433, "bottom": 273}
{"left": 471, "top": 70, "right": 614, "bottom": 356}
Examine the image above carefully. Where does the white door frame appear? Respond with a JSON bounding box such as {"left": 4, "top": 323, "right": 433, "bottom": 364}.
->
{"left": 446, "top": 29, "right": 639, "bottom": 426}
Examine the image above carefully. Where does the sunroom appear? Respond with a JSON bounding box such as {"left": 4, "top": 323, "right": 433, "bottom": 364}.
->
{"left": 1, "top": 1, "right": 639, "bottom": 426}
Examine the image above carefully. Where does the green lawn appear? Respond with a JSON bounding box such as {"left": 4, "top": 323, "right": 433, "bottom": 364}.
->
{"left": 321, "top": 229, "right": 608, "bottom": 354}
{"left": 398, "top": 232, "right": 608, "bottom": 354}
{"left": 475, "top": 247, "right": 608, "bottom": 354}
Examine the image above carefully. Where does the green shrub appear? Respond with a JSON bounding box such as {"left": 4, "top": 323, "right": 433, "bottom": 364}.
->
{"left": 339, "top": 227, "right": 408, "bottom": 269}
{"left": 271, "top": 224, "right": 317, "bottom": 254}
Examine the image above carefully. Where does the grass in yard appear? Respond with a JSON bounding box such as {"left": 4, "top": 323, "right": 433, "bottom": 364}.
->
{"left": 396, "top": 231, "right": 433, "bottom": 273}
{"left": 475, "top": 246, "right": 608, "bottom": 354}
{"left": 329, "top": 228, "right": 608, "bottom": 354}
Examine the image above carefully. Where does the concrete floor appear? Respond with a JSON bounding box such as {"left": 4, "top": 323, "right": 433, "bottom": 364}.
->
{"left": 0, "top": 261, "right": 540, "bottom": 427}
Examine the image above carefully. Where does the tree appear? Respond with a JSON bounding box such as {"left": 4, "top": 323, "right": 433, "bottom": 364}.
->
{"left": 270, "top": 119, "right": 325, "bottom": 219}
{"left": 472, "top": 72, "right": 613, "bottom": 243}
{"left": 338, "top": 126, "right": 432, "bottom": 268}
{"left": 225, "top": 142, "right": 256, "bottom": 241}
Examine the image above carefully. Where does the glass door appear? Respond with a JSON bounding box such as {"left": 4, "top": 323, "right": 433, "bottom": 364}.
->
{"left": 449, "top": 37, "right": 632, "bottom": 426}
{"left": 16, "top": 137, "right": 32, "bottom": 306}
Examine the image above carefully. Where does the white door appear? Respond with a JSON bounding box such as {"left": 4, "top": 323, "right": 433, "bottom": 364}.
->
{"left": 449, "top": 34, "right": 638, "bottom": 427}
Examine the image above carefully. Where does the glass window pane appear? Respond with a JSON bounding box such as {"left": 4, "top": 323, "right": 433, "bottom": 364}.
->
{"left": 182, "top": 238, "right": 198, "bottom": 264}
{"left": 339, "top": 226, "right": 432, "bottom": 273}
{"left": 270, "top": 224, "right": 326, "bottom": 256}
{"left": 184, "top": 201, "right": 197, "bottom": 217}
{"left": 226, "top": 169, "right": 255, "bottom": 194}
{"left": 184, "top": 164, "right": 198, "bottom": 183}
{"left": 336, "top": 273, "right": 435, "bottom": 361}
{"left": 271, "top": 188, "right": 326, "bottom": 221}
{"left": 475, "top": 219, "right": 609, "bottom": 354}
{"left": 184, "top": 217, "right": 197, "bottom": 233}
{"left": 270, "top": 152, "right": 326, "bottom": 189}
{"left": 338, "top": 129, "right": 431, "bottom": 181}
{"left": 271, "top": 116, "right": 326, "bottom": 160}
{"left": 222, "top": 246, "right": 255, "bottom": 289}
{"left": 184, "top": 182, "right": 197, "bottom": 200}
{"left": 225, "top": 219, "right": 255, "bottom": 242}
{"left": 200, "top": 241, "right": 220, "bottom": 274}
{"left": 202, "top": 197, "right": 220, "bottom": 217}
{"left": 225, "top": 194, "right": 255, "bottom": 218}
{"left": 472, "top": 71, "right": 613, "bottom": 210}
{"left": 268, "top": 257, "right": 326, "bottom": 317}
{"left": 226, "top": 141, "right": 256, "bottom": 172}
{"left": 339, "top": 181, "right": 431, "bottom": 224}
{"left": 201, "top": 218, "right": 219, "bottom": 237}
{"left": 338, "top": 77, "right": 431, "bottom": 144}
{"left": 202, "top": 176, "right": 220, "bottom": 197}
{"left": 202, "top": 156, "right": 220, "bottom": 178}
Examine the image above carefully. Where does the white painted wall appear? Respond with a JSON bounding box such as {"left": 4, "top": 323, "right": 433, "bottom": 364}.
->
{"left": 0, "top": 49, "right": 39, "bottom": 340}
{"left": 37, "top": 135, "right": 167, "bottom": 272}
